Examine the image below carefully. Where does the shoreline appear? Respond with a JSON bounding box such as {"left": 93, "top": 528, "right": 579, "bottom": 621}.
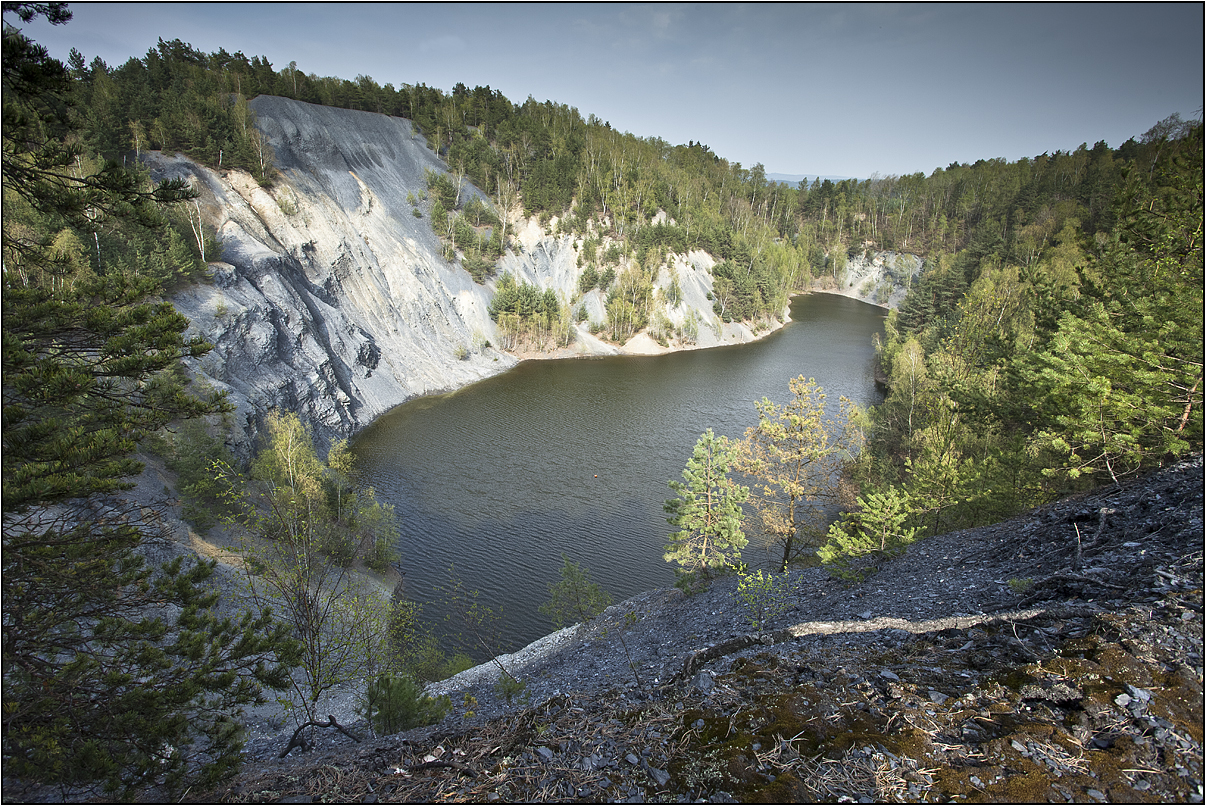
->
{"left": 352, "top": 293, "right": 809, "bottom": 440}
{"left": 807, "top": 285, "right": 893, "bottom": 311}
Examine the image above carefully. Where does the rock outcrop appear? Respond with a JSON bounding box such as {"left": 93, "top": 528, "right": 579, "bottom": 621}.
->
{"left": 816, "top": 249, "right": 924, "bottom": 309}
{"left": 148, "top": 96, "right": 794, "bottom": 454}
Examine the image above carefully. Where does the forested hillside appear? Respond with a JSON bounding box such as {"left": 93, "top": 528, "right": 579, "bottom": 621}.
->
{"left": 850, "top": 118, "right": 1203, "bottom": 545}
{"left": 67, "top": 37, "right": 1199, "bottom": 330}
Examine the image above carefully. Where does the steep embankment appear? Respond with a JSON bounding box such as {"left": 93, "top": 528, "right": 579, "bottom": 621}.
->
{"left": 145, "top": 97, "right": 506, "bottom": 454}
{"left": 207, "top": 455, "right": 1203, "bottom": 804}
{"left": 147, "top": 96, "right": 793, "bottom": 455}
{"left": 816, "top": 249, "right": 923, "bottom": 309}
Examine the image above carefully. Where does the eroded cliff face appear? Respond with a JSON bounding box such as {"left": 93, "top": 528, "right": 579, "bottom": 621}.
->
{"left": 147, "top": 96, "right": 897, "bottom": 453}
{"left": 815, "top": 249, "right": 923, "bottom": 309}
{"left": 149, "top": 97, "right": 511, "bottom": 453}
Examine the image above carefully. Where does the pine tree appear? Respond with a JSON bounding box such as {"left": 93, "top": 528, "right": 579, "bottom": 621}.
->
{"left": 817, "top": 486, "right": 924, "bottom": 578}
{"left": 737, "top": 377, "right": 864, "bottom": 571}
{"left": 2, "top": 7, "right": 295, "bottom": 797}
{"left": 1016, "top": 123, "right": 1204, "bottom": 482}
{"left": 663, "top": 429, "right": 749, "bottom": 582}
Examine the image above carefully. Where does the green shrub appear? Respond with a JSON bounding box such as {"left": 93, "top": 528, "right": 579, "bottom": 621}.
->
{"left": 167, "top": 418, "right": 236, "bottom": 533}
{"left": 462, "top": 253, "right": 495, "bottom": 283}
{"left": 665, "top": 274, "right": 683, "bottom": 307}
{"left": 818, "top": 486, "right": 923, "bottom": 581}
{"left": 494, "top": 672, "right": 526, "bottom": 704}
{"left": 386, "top": 598, "right": 474, "bottom": 684}
{"left": 364, "top": 536, "right": 395, "bottom": 573}
{"left": 319, "top": 532, "right": 356, "bottom": 567}
{"left": 680, "top": 310, "right": 700, "bottom": 344}
{"left": 578, "top": 265, "right": 599, "bottom": 294}
{"left": 1008, "top": 577, "right": 1034, "bottom": 594}
{"left": 538, "top": 554, "right": 611, "bottom": 629}
{"left": 462, "top": 196, "right": 501, "bottom": 229}
{"left": 443, "top": 652, "right": 475, "bottom": 679}
{"left": 734, "top": 569, "right": 793, "bottom": 632}
{"left": 358, "top": 673, "right": 450, "bottom": 736}
{"left": 425, "top": 169, "right": 459, "bottom": 210}
{"left": 598, "top": 266, "right": 616, "bottom": 289}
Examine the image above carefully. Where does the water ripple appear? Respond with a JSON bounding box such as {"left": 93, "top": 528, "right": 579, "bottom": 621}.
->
{"left": 354, "top": 295, "right": 885, "bottom": 652}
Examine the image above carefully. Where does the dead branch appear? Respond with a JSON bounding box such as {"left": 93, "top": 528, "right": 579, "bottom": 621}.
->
{"left": 280, "top": 714, "right": 363, "bottom": 758}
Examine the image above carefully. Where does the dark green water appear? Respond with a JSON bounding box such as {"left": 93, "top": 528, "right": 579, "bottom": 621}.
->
{"left": 352, "top": 293, "right": 886, "bottom": 652}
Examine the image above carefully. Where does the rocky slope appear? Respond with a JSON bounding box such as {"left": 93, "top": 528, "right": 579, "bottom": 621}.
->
{"left": 816, "top": 249, "right": 924, "bottom": 309}
{"left": 201, "top": 455, "right": 1203, "bottom": 804}
{"left": 147, "top": 96, "right": 799, "bottom": 456}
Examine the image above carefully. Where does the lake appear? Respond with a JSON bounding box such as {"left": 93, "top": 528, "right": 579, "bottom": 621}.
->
{"left": 352, "top": 293, "right": 886, "bottom": 653}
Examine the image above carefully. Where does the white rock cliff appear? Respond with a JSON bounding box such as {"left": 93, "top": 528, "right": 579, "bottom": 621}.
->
{"left": 148, "top": 96, "right": 904, "bottom": 452}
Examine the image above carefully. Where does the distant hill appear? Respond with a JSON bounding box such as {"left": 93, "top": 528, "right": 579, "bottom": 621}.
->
{"left": 767, "top": 172, "right": 858, "bottom": 186}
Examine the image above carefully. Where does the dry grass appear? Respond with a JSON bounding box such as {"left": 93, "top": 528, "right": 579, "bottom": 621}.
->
{"left": 189, "top": 530, "right": 247, "bottom": 569}
{"left": 788, "top": 745, "right": 919, "bottom": 802}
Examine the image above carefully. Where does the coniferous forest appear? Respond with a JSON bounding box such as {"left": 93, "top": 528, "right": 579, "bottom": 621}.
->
{"left": 2, "top": 3, "right": 1202, "bottom": 797}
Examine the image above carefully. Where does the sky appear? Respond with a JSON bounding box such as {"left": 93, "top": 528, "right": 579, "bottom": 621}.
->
{"left": 13, "top": 2, "right": 1204, "bottom": 179}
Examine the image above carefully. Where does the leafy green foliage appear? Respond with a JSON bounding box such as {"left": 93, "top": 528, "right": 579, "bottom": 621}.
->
{"left": 664, "top": 429, "right": 749, "bottom": 580}
{"left": 358, "top": 673, "right": 450, "bottom": 736}
{"left": 3, "top": 275, "right": 223, "bottom": 510}
{"left": 853, "top": 117, "right": 1203, "bottom": 535}
{"left": 426, "top": 170, "right": 506, "bottom": 282}
{"left": 736, "top": 377, "right": 865, "bottom": 571}
{"left": 462, "top": 195, "right": 501, "bottom": 229}
{"left": 489, "top": 272, "right": 572, "bottom": 349}
{"left": 539, "top": 553, "right": 612, "bottom": 629}
{"left": 604, "top": 267, "right": 652, "bottom": 342}
{"left": 385, "top": 593, "right": 473, "bottom": 684}
{"left": 1014, "top": 125, "right": 1204, "bottom": 482}
{"left": 54, "top": 40, "right": 814, "bottom": 323}
{"left": 733, "top": 569, "right": 794, "bottom": 632}
{"left": 216, "top": 411, "right": 399, "bottom": 724}
{"left": 166, "top": 417, "right": 236, "bottom": 531}
{"left": 2, "top": 548, "right": 297, "bottom": 798}
{"left": 494, "top": 672, "right": 528, "bottom": 705}
{"left": 426, "top": 169, "right": 460, "bottom": 210}
{"left": 578, "top": 264, "right": 600, "bottom": 294}
{"left": 68, "top": 39, "right": 277, "bottom": 183}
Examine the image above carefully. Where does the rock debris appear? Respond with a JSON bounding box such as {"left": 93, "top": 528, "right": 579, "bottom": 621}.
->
{"left": 203, "top": 455, "right": 1202, "bottom": 802}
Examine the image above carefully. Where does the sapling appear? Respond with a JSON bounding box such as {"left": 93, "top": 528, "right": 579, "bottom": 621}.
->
{"left": 734, "top": 568, "right": 794, "bottom": 632}
{"left": 439, "top": 565, "right": 524, "bottom": 699}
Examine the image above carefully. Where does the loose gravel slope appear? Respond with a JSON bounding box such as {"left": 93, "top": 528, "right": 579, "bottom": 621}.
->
{"left": 210, "top": 455, "right": 1204, "bottom": 803}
